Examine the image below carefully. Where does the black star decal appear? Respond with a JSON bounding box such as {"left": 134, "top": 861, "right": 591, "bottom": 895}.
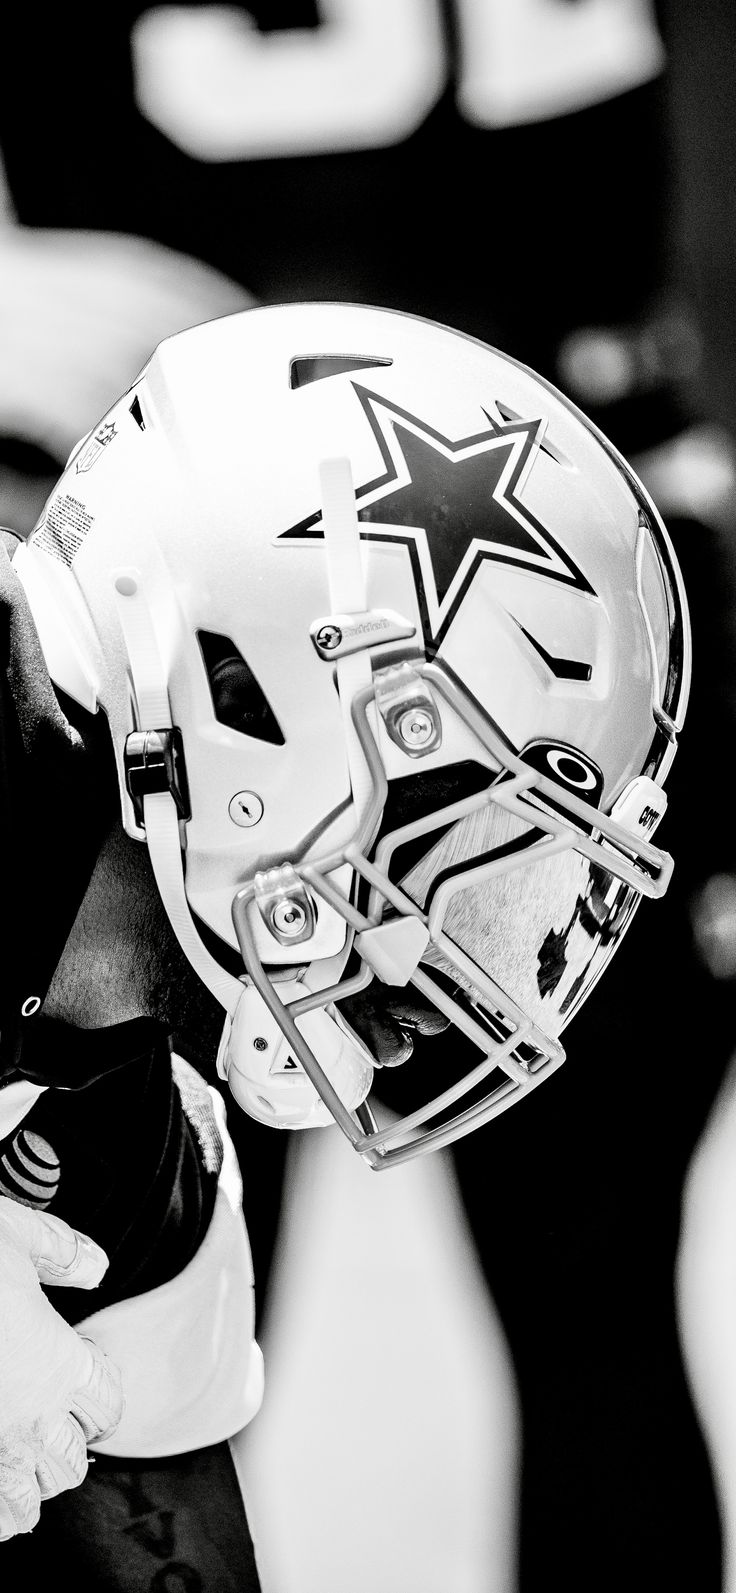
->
{"left": 279, "top": 383, "right": 593, "bottom": 649}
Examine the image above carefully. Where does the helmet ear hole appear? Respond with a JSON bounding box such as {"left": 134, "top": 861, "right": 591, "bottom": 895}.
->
{"left": 198, "top": 630, "right": 284, "bottom": 745}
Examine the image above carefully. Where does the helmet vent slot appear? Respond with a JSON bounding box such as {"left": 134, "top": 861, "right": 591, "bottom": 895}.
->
{"left": 494, "top": 400, "right": 571, "bottom": 467}
{"left": 289, "top": 355, "right": 392, "bottom": 389}
{"left": 129, "top": 395, "right": 146, "bottom": 431}
{"left": 198, "top": 631, "right": 285, "bottom": 745}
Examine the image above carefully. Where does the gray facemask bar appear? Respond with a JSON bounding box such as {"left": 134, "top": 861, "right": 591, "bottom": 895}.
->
{"left": 231, "top": 658, "right": 672, "bottom": 1169}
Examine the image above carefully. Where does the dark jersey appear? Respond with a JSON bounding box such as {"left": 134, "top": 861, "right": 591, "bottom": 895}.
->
{"left": 0, "top": 1038, "right": 219, "bottom": 1324}
{"left": 1, "top": 533, "right": 218, "bottom": 1311}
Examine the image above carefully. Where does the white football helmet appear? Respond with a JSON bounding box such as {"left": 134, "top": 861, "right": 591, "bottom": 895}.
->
{"left": 15, "top": 303, "right": 690, "bottom": 1169}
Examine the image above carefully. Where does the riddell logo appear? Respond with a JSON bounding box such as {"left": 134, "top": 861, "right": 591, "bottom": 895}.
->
{"left": 350, "top": 618, "right": 388, "bottom": 636}
{"left": 311, "top": 607, "right": 416, "bottom": 660}
{"left": 315, "top": 616, "right": 389, "bottom": 651}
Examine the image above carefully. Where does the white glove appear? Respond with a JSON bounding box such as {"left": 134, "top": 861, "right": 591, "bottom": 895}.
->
{"left": 0, "top": 1195, "right": 124, "bottom": 1542}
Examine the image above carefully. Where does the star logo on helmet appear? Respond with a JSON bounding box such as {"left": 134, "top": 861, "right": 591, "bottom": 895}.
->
{"left": 279, "top": 383, "right": 592, "bottom": 649}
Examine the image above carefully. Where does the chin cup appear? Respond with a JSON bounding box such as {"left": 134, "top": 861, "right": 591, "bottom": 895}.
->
{"left": 216, "top": 981, "right": 374, "bottom": 1130}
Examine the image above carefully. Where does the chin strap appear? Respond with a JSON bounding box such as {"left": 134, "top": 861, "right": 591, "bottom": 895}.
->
{"left": 112, "top": 568, "right": 243, "bottom": 1017}
{"left": 318, "top": 456, "right": 374, "bottom": 827}
{"left": 112, "top": 455, "right": 377, "bottom": 1020}
{"left": 110, "top": 506, "right": 381, "bottom": 1134}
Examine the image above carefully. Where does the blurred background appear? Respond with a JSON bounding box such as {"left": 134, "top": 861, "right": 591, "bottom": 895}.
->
{"left": 3, "top": 5, "right": 736, "bottom": 1591}
{"left": 665, "top": 0, "right": 736, "bottom": 434}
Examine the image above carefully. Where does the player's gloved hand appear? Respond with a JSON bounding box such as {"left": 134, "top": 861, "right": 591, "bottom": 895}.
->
{"left": 0, "top": 1195, "right": 124, "bottom": 1542}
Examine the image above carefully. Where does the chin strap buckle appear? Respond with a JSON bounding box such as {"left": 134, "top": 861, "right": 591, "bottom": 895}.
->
{"left": 124, "top": 727, "right": 191, "bottom": 829}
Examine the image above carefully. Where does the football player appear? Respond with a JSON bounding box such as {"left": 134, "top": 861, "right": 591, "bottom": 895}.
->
{"left": 1, "top": 298, "right": 694, "bottom": 1578}
{"left": 1, "top": 532, "right": 264, "bottom": 1581}
{"left": 2, "top": 5, "right": 735, "bottom": 1587}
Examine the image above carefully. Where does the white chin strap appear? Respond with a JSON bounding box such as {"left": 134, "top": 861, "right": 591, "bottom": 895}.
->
{"left": 113, "top": 567, "right": 243, "bottom": 1016}
{"left": 111, "top": 456, "right": 377, "bottom": 1131}
{"left": 318, "top": 455, "right": 374, "bottom": 825}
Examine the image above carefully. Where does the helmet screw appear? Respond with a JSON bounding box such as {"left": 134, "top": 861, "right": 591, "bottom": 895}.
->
{"left": 315, "top": 623, "right": 342, "bottom": 652}
{"left": 270, "top": 899, "right": 308, "bottom": 938}
{"left": 253, "top": 1036, "right": 268, "bottom": 1052}
{"left": 398, "top": 708, "right": 435, "bottom": 749}
{"left": 229, "top": 790, "right": 264, "bottom": 827}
